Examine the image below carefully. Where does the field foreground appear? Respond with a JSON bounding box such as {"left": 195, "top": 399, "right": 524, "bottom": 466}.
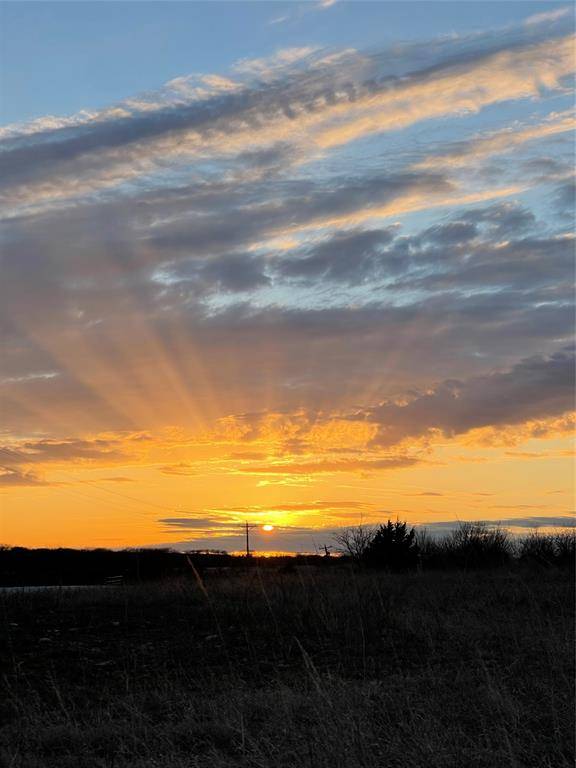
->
{"left": 1, "top": 567, "right": 573, "bottom": 767}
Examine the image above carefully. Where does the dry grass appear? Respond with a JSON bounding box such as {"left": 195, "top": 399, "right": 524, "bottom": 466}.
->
{"left": 1, "top": 566, "right": 573, "bottom": 767}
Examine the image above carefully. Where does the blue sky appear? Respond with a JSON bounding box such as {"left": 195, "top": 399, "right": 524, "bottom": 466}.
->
{"left": 3, "top": 1, "right": 569, "bottom": 123}
{"left": 1, "top": 1, "right": 574, "bottom": 549}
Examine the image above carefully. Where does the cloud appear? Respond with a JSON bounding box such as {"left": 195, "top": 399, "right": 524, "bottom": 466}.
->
{"left": 504, "top": 449, "right": 574, "bottom": 459}
{"left": 207, "top": 500, "right": 369, "bottom": 513}
{"left": 414, "top": 110, "right": 575, "bottom": 170}
{"left": 159, "top": 462, "right": 199, "bottom": 476}
{"left": 1, "top": 11, "right": 574, "bottom": 537}
{"left": 360, "top": 349, "right": 575, "bottom": 446}
{"left": 0, "top": 467, "right": 50, "bottom": 488}
{"left": 422, "top": 515, "right": 575, "bottom": 531}
{"left": 553, "top": 178, "right": 576, "bottom": 215}
{"left": 311, "top": 35, "right": 574, "bottom": 151}
{"left": 231, "top": 47, "right": 320, "bottom": 78}
{"left": 158, "top": 500, "right": 370, "bottom": 530}
{"left": 1, "top": 270, "right": 573, "bottom": 437}
{"left": 0, "top": 438, "right": 126, "bottom": 466}
{"left": 159, "top": 252, "right": 270, "bottom": 295}
{"left": 268, "top": 14, "right": 290, "bottom": 26}
{"left": 142, "top": 170, "right": 452, "bottom": 258}
{"left": 461, "top": 413, "right": 575, "bottom": 448}
{"left": 240, "top": 454, "right": 422, "bottom": 475}
{"left": 266, "top": 200, "right": 567, "bottom": 292}
{"left": 391, "top": 234, "right": 574, "bottom": 293}
{"left": 228, "top": 451, "right": 269, "bottom": 460}
{"left": 0, "top": 370, "right": 59, "bottom": 386}
{"left": 278, "top": 228, "right": 397, "bottom": 283}
{"left": 499, "top": 515, "right": 575, "bottom": 528}
{"left": 1, "top": 22, "right": 573, "bottom": 212}
{"left": 524, "top": 7, "right": 572, "bottom": 26}
{"left": 0, "top": 437, "right": 129, "bottom": 488}
{"left": 158, "top": 517, "right": 232, "bottom": 530}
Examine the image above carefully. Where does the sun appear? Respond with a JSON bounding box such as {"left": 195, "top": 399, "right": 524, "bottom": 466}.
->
{"left": 262, "top": 524, "right": 274, "bottom": 532}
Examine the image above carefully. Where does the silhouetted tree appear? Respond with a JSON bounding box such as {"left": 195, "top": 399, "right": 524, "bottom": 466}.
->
{"left": 363, "top": 520, "right": 419, "bottom": 571}
{"left": 333, "top": 525, "right": 376, "bottom": 562}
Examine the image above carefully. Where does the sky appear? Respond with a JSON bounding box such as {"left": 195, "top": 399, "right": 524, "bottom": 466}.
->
{"left": 0, "top": 1, "right": 574, "bottom": 553}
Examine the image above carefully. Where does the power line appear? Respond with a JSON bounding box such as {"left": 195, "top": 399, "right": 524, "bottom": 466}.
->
{"left": 0, "top": 445, "right": 175, "bottom": 520}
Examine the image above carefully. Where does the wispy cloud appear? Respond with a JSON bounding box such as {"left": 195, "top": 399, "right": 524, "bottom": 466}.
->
{"left": 413, "top": 111, "right": 575, "bottom": 171}
{"left": 524, "top": 7, "right": 572, "bottom": 26}
{"left": 2, "top": 11, "right": 574, "bottom": 547}
{"left": 2, "top": 22, "right": 573, "bottom": 214}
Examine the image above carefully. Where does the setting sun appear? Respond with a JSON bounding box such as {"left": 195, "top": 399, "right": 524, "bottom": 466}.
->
{"left": 0, "top": 0, "right": 573, "bottom": 555}
{"left": 1, "top": 3, "right": 574, "bottom": 766}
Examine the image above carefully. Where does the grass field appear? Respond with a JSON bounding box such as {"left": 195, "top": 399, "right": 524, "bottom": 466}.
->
{"left": 1, "top": 565, "right": 574, "bottom": 767}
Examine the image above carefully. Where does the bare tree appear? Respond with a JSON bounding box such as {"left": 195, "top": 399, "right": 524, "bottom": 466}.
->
{"left": 333, "top": 525, "right": 376, "bottom": 562}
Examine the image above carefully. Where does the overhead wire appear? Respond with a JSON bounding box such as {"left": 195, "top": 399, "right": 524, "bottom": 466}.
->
{"left": 0, "top": 445, "right": 176, "bottom": 521}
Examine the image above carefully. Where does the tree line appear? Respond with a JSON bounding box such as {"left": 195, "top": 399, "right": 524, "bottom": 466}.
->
{"left": 334, "top": 520, "right": 575, "bottom": 571}
{"left": 0, "top": 521, "right": 573, "bottom": 585}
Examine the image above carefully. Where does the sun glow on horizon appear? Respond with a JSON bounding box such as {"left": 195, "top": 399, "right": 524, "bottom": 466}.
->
{"left": 0, "top": 3, "right": 574, "bottom": 551}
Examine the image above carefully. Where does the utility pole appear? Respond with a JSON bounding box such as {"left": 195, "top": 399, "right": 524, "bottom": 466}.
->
{"left": 243, "top": 521, "right": 274, "bottom": 559}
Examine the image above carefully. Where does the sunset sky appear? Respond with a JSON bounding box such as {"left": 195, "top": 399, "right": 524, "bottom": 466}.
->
{"left": 1, "top": 1, "right": 574, "bottom": 553}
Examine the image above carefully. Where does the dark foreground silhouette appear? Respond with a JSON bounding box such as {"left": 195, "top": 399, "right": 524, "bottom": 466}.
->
{"left": 1, "top": 522, "right": 574, "bottom": 586}
{"left": 1, "top": 547, "right": 574, "bottom": 767}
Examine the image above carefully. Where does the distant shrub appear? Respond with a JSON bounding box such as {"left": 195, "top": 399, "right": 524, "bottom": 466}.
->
{"left": 414, "top": 528, "right": 444, "bottom": 568}
{"left": 333, "top": 525, "right": 376, "bottom": 562}
{"left": 555, "top": 531, "right": 576, "bottom": 569}
{"left": 518, "top": 530, "right": 575, "bottom": 570}
{"left": 441, "top": 522, "right": 513, "bottom": 569}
